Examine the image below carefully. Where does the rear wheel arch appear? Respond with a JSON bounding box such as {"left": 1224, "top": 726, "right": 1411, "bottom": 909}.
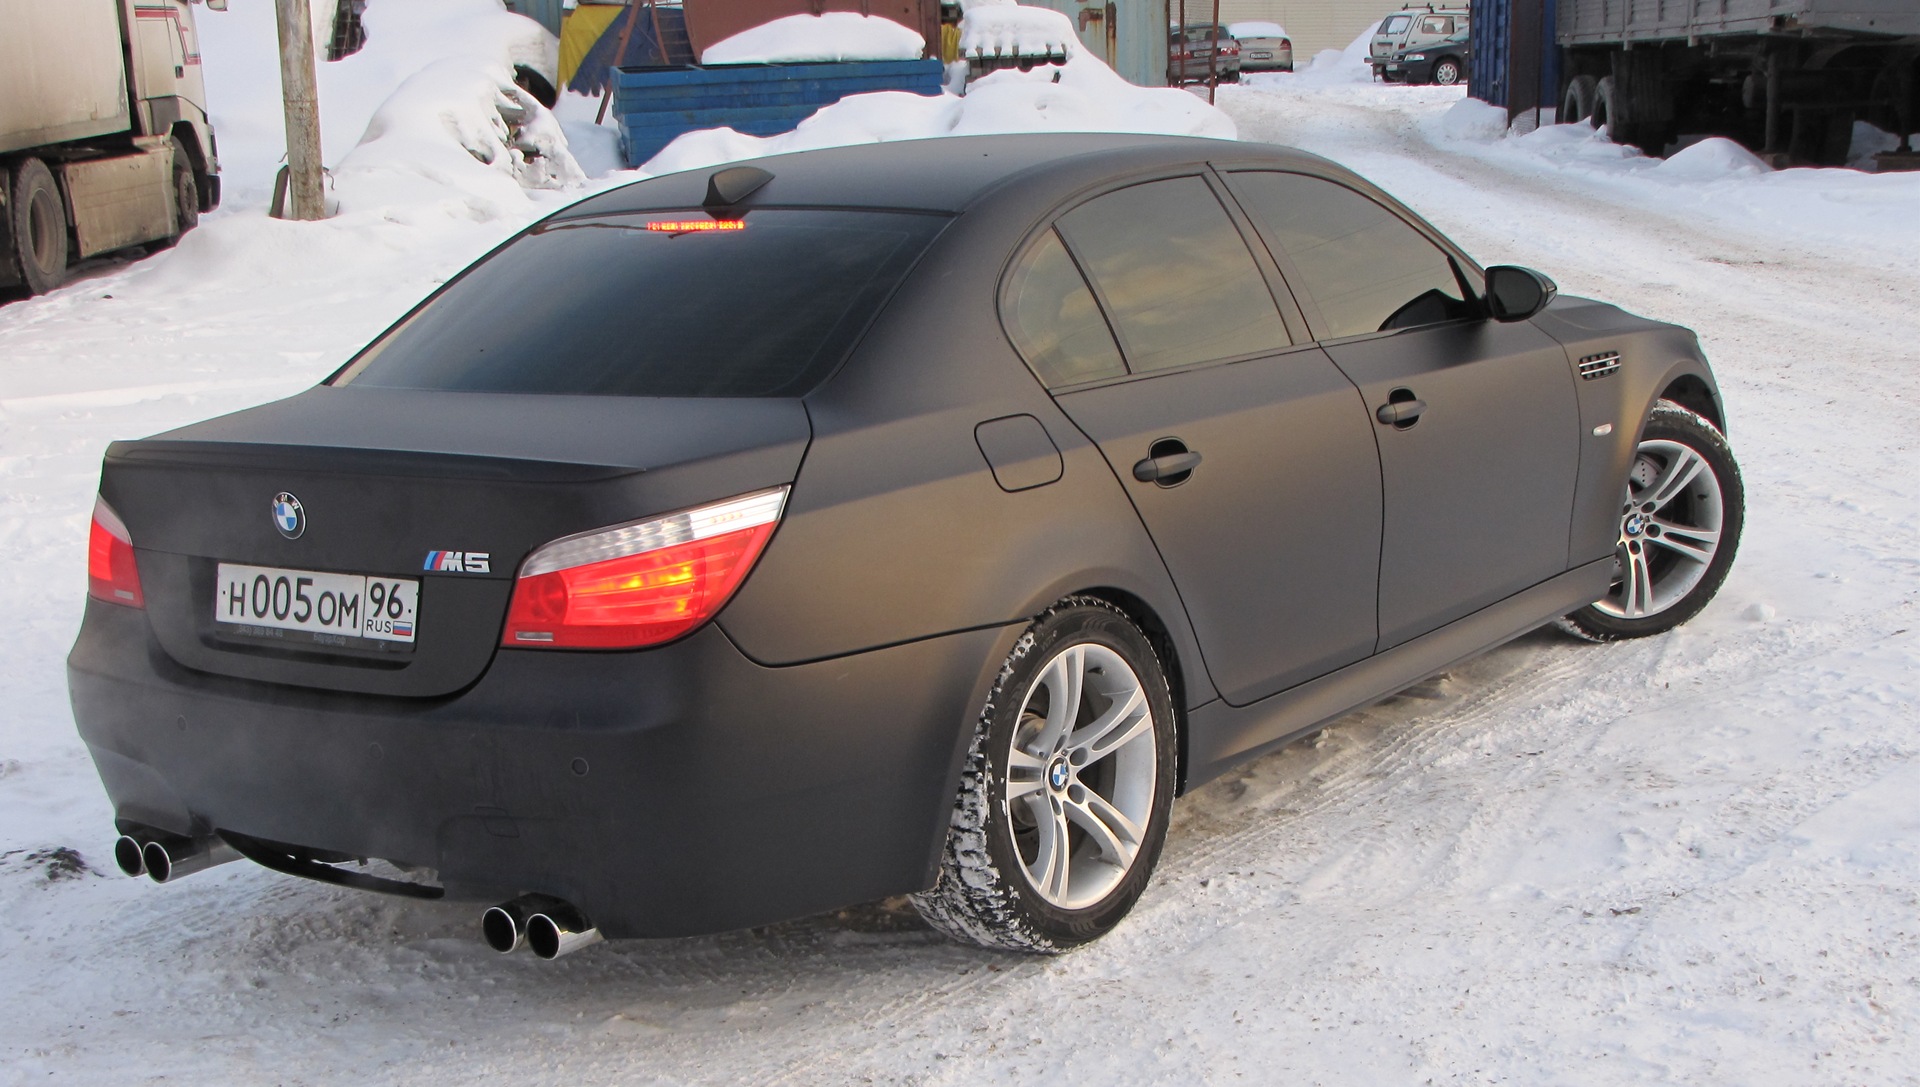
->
{"left": 1065, "top": 586, "right": 1191, "bottom": 791}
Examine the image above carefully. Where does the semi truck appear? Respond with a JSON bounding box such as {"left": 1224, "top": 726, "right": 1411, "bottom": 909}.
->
{"left": 1, "top": 0, "right": 223, "bottom": 297}
{"left": 1554, "top": 0, "right": 1920, "bottom": 165}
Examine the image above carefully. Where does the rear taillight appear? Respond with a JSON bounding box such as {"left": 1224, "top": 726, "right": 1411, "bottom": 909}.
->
{"left": 1280, "top": 38, "right": 1291, "bottom": 49}
{"left": 87, "top": 497, "right": 144, "bottom": 608}
{"left": 501, "top": 487, "right": 787, "bottom": 649}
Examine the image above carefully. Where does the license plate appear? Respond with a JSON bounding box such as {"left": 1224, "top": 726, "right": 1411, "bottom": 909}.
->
{"left": 1252, "top": 50, "right": 1272, "bottom": 58}
{"left": 215, "top": 563, "right": 418, "bottom": 644}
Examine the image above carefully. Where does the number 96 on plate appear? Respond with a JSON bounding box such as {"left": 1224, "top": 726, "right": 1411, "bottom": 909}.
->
{"left": 215, "top": 563, "right": 419, "bottom": 644}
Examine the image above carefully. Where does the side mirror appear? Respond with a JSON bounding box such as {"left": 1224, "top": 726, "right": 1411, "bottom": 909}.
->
{"left": 1485, "top": 265, "right": 1557, "bottom": 322}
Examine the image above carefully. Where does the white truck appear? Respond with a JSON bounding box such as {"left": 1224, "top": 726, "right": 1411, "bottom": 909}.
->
{"left": 1, "top": 0, "right": 222, "bottom": 296}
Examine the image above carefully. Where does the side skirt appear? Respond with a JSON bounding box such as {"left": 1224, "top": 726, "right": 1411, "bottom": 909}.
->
{"left": 1182, "top": 557, "right": 1611, "bottom": 789}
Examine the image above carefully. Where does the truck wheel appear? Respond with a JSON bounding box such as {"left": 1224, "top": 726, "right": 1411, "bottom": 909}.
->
{"left": 1562, "top": 75, "right": 1598, "bottom": 124}
{"left": 1591, "top": 76, "right": 1615, "bottom": 132}
{"left": 6, "top": 158, "right": 69, "bottom": 295}
{"left": 170, "top": 137, "right": 201, "bottom": 238}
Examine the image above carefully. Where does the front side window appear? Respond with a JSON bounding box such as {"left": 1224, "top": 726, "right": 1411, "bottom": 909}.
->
{"left": 1003, "top": 229, "right": 1126, "bottom": 388}
{"left": 1056, "top": 176, "right": 1289, "bottom": 374}
{"left": 333, "top": 209, "right": 947, "bottom": 398}
{"left": 1229, "top": 172, "right": 1474, "bottom": 341}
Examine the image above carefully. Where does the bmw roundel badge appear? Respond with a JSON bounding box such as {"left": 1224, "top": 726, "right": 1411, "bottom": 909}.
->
{"left": 272, "top": 492, "right": 305, "bottom": 539}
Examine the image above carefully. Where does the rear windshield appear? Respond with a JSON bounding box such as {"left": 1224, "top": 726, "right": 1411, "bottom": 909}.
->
{"left": 1381, "top": 14, "right": 1411, "bottom": 34}
{"left": 332, "top": 208, "right": 948, "bottom": 398}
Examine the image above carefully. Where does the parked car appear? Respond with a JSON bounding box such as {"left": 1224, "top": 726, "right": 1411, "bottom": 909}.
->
{"left": 73, "top": 134, "right": 1742, "bottom": 958}
{"left": 1383, "top": 33, "right": 1470, "bottom": 85}
{"left": 1371, "top": 5, "right": 1470, "bottom": 81}
{"left": 1226, "top": 20, "right": 1293, "bottom": 73}
{"left": 1170, "top": 22, "right": 1241, "bottom": 83}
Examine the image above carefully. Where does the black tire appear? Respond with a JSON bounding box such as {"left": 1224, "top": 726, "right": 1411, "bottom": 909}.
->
{"left": 1563, "top": 74, "right": 1598, "bottom": 124}
{"left": 6, "top": 157, "right": 69, "bottom": 295}
{"left": 1431, "top": 57, "right": 1462, "bottom": 86}
{"left": 167, "top": 136, "right": 200, "bottom": 242}
{"left": 1592, "top": 75, "right": 1616, "bottom": 133}
{"left": 1561, "top": 402, "right": 1743, "bottom": 641}
{"left": 911, "top": 597, "right": 1178, "bottom": 952}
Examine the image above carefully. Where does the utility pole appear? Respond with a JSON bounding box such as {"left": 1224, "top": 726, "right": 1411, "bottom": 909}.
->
{"left": 274, "top": 0, "right": 326, "bottom": 220}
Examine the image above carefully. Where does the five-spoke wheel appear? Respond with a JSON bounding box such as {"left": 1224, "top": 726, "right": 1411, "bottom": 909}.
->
{"left": 1563, "top": 401, "right": 1743, "bottom": 640}
{"left": 912, "top": 598, "right": 1176, "bottom": 952}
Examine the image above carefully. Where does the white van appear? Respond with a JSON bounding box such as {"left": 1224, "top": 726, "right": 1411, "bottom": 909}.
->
{"left": 1371, "top": 6, "right": 1470, "bottom": 80}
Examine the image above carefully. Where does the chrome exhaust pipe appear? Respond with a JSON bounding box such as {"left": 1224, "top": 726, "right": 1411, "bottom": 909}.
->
{"left": 141, "top": 834, "right": 239, "bottom": 884}
{"left": 527, "top": 903, "right": 603, "bottom": 960}
{"left": 113, "top": 835, "right": 148, "bottom": 878}
{"left": 481, "top": 893, "right": 569, "bottom": 954}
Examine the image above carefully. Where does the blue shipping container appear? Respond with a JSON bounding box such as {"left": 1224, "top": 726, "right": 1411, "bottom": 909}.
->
{"left": 614, "top": 59, "right": 946, "bottom": 168}
{"left": 1468, "top": 0, "right": 1560, "bottom": 124}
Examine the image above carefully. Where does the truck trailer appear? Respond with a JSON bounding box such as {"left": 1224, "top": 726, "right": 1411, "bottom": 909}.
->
{"left": 1555, "top": 0, "right": 1920, "bottom": 165}
{"left": 1, "top": 0, "right": 222, "bottom": 297}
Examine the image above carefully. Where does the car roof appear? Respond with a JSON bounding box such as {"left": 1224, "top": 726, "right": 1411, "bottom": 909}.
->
{"left": 561, "top": 134, "right": 1337, "bottom": 218}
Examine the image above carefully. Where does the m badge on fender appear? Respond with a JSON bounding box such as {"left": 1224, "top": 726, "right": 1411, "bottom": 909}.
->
{"left": 424, "top": 551, "right": 491, "bottom": 574}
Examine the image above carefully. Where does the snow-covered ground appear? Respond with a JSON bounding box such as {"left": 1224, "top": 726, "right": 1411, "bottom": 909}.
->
{"left": 3, "top": 14, "right": 1918, "bottom": 1087}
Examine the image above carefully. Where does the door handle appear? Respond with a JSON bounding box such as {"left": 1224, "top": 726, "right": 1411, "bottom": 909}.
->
{"left": 1133, "top": 450, "right": 1203, "bottom": 482}
{"left": 1376, "top": 398, "right": 1427, "bottom": 426}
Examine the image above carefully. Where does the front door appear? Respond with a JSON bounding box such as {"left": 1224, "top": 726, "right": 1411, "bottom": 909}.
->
{"left": 1224, "top": 170, "right": 1580, "bottom": 649}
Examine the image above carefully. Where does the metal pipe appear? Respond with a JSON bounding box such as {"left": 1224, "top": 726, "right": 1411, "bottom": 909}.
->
{"left": 527, "top": 905, "right": 604, "bottom": 960}
{"left": 480, "top": 894, "right": 570, "bottom": 954}
{"left": 113, "top": 835, "right": 148, "bottom": 878}
{"left": 142, "top": 834, "right": 240, "bottom": 884}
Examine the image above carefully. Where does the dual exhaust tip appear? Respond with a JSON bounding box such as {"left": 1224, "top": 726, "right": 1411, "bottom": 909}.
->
{"left": 482, "top": 894, "right": 603, "bottom": 960}
{"left": 114, "top": 831, "right": 601, "bottom": 961}
{"left": 113, "top": 832, "right": 237, "bottom": 884}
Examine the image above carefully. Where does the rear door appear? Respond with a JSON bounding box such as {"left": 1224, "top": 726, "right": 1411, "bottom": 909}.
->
{"left": 1223, "top": 170, "right": 1579, "bottom": 650}
{"left": 1018, "top": 173, "right": 1383, "bottom": 706}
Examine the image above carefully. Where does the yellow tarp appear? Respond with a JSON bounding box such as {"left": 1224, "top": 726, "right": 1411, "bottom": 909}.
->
{"left": 559, "top": 4, "right": 626, "bottom": 88}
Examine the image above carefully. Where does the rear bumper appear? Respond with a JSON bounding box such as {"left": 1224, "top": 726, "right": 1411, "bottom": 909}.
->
{"left": 69, "top": 599, "right": 1011, "bottom": 938}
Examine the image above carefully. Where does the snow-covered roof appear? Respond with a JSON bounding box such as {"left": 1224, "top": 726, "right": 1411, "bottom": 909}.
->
{"left": 1228, "top": 21, "right": 1288, "bottom": 39}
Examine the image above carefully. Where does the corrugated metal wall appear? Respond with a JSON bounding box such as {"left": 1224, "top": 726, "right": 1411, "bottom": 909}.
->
{"left": 503, "top": 0, "right": 567, "bottom": 35}
{"left": 1020, "top": 0, "right": 1170, "bottom": 88}
{"left": 1210, "top": 0, "right": 1411, "bottom": 60}
{"left": 1468, "top": 0, "right": 1559, "bottom": 125}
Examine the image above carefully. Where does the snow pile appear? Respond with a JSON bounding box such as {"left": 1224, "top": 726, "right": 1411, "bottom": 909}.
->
{"left": 1437, "top": 96, "right": 1508, "bottom": 140}
{"left": 701, "top": 13, "right": 925, "bottom": 65}
{"left": 958, "top": 2, "right": 1076, "bottom": 58}
{"left": 645, "top": 4, "right": 1232, "bottom": 175}
{"left": 197, "top": 0, "right": 579, "bottom": 216}
{"left": 1253, "top": 21, "right": 1376, "bottom": 87}
{"left": 1227, "top": 21, "right": 1288, "bottom": 39}
{"left": 1650, "top": 136, "right": 1771, "bottom": 180}
{"left": 334, "top": 58, "right": 584, "bottom": 217}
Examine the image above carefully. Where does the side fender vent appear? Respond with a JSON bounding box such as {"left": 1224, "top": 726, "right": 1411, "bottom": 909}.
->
{"left": 1577, "top": 352, "right": 1621, "bottom": 381}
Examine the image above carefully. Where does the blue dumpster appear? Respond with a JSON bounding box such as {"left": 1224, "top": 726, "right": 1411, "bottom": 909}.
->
{"left": 613, "top": 59, "right": 947, "bottom": 168}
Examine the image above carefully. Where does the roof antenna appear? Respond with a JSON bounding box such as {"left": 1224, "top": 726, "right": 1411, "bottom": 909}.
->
{"left": 704, "top": 166, "right": 774, "bottom": 218}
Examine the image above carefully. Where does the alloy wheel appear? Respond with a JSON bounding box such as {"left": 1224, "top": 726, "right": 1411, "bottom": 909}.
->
{"left": 1004, "top": 642, "right": 1158, "bottom": 910}
{"left": 1595, "top": 438, "right": 1725, "bottom": 619}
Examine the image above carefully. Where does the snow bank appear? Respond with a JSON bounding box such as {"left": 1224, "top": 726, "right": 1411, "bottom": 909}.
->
{"left": 1256, "top": 21, "right": 1376, "bottom": 87}
{"left": 197, "top": 0, "right": 575, "bottom": 214}
{"left": 701, "top": 13, "right": 925, "bottom": 65}
{"left": 645, "top": 4, "right": 1232, "bottom": 176}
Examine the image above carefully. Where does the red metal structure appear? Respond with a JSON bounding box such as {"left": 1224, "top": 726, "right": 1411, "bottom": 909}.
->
{"left": 681, "top": 0, "right": 938, "bottom": 60}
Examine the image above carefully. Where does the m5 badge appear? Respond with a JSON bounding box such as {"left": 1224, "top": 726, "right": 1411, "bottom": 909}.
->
{"left": 424, "top": 551, "right": 491, "bottom": 574}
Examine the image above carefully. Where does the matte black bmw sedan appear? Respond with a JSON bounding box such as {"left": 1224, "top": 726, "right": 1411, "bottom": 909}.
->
{"left": 71, "top": 134, "right": 1741, "bottom": 956}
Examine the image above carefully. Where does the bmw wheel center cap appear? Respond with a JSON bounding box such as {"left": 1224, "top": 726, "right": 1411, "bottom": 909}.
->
{"left": 272, "top": 492, "right": 306, "bottom": 539}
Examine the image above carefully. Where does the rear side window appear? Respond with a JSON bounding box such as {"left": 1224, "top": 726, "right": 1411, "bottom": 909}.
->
{"left": 1004, "top": 229, "right": 1126, "bottom": 387}
{"left": 1229, "top": 172, "right": 1474, "bottom": 340}
{"left": 1056, "top": 176, "right": 1289, "bottom": 373}
{"left": 333, "top": 209, "right": 947, "bottom": 398}
{"left": 1421, "top": 16, "right": 1455, "bottom": 34}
